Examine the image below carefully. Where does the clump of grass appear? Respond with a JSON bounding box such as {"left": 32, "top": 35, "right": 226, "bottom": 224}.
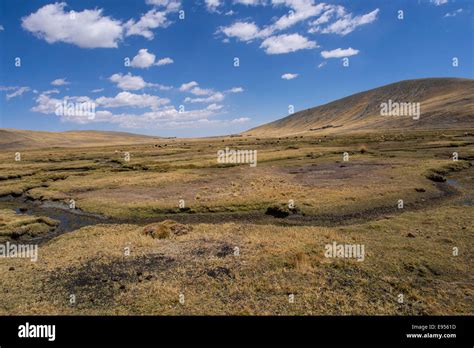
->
{"left": 293, "top": 252, "right": 312, "bottom": 271}
{"left": 425, "top": 160, "right": 471, "bottom": 182}
{"left": 426, "top": 172, "right": 446, "bottom": 182}
{"left": 142, "top": 220, "right": 193, "bottom": 239}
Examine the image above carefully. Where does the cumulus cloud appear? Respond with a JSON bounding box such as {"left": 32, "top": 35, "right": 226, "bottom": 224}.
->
{"left": 110, "top": 73, "right": 148, "bottom": 90}
{"left": 130, "top": 49, "right": 156, "bottom": 68}
{"left": 130, "top": 49, "right": 174, "bottom": 68}
{"left": 31, "top": 92, "right": 94, "bottom": 122}
{"left": 218, "top": 2, "right": 378, "bottom": 56}
{"left": 51, "top": 78, "right": 69, "bottom": 86}
{"left": 94, "top": 103, "right": 226, "bottom": 129}
{"left": 260, "top": 33, "right": 317, "bottom": 54}
{"left": 179, "top": 81, "right": 199, "bottom": 92}
{"left": 30, "top": 89, "right": 228, "bottom": 129}
{"left": 156, "top": 57, "right": 174, "bottom": 66}
{"left": 315, "top": 8, "right": 379, "bottom": 35}
{"left": 124, "top": 9, "right": 170, "bottom": 39}
{"left": 321, "top": 47, "right": 359, "bottom": 58}
{"left": 271, "top": 0, "right": 327, "bottom": 31}
{"left": 205, "top": 0, "right": 222, "bottom": 12}
{"left": 281, "top": 73, "right": 298, "bottom": 80}
{"left": 146, "top": 0, "right": 181, "bottom": 11}
{"left": 96, "top": 91, "right": 169, "bottom": 110}
{"left": 180, "top": 81, "right": 242, "bottom": 103}
{"left": 184, "top": 92, "right": 225, "bottom": 104}
{"left": 22, "top": 2, "right": 181, "bottom": 48}
{"left": 220, "top": 21, "right": 262, "bottom": 41}
{"left": 108, "top": 73, "right": 172, "bottom": 91}
{"left": 21, "top": 2, "right": 123, "bottom": 48}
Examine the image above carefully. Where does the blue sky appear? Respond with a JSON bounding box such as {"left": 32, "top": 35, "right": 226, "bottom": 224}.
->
{"left": 0, "top": 0, "right": 472, "bottom": 137}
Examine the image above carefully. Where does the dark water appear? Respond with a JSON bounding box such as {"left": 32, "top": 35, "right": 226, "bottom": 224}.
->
{"left": 0, "top": 196, "right": 110, "bottom": 243}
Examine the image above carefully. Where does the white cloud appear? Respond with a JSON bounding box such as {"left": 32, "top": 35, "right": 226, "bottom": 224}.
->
{"left": 184, "top": 92, "right": 225, "bottom": 104}
{"left": 317, "top": 8, "right": 379, "bottom": 35}
{"left": 321, "top": 47, "right": 359, "bottom": 58}
{"left": 29, "top": 84, "right": 233, "bottom": 129}
{"left": 219, "top": 2, "right": 379, "bottom": 57}
{"left": 131, "top": 49, "right": 156, "bottom": 68}
{"left": 281, "top": 73, "right": 298, "bottom": 80}
{"left": 220, "top": 21, "right": 261, "bottom": 41}
{"left": 228, "top": 87, "right": 244, "bottom": 93}
{"left": 431, "top": 0, "right": 448, "bottom": 5}
{"left": 99, "top": 103, "right": 225, "bottom": 129}
{"left": 205, "top": 0, "right": 222, "bottom": 12}
{"left": 31, "top": 93, "right": 94, "bottom": 121}
{"left": 91, "top": 88, "right": 105, "bottom": 93}
{"left": 317, "top": 61, "right": 327, "bottom": 68}
{"left": 0, "top": 86, "right": 18, "bottom": 91}
{"left": 51, "top": 78, "right": 69, "bottom": 86}
{"left": 22, "top": 3, "right": 123, "bottom": 48}
{"left": 234, "top": 0, "right": 264, "bottom": 5}
{"left": 146, "top": 0, "right": 181, "bottom": 11}
{"left": 190, "top": 86, "right": 214, "bottom": 96}
{"left": 43, "top": 89, "right": 60, "bottom": 95}
{"left": 130, "top": 49, "right": 174, "bottom": 68}
{"left": 96, "top": 91, "right": 169, "bottom": 110}
{"left": 231, "top": 117, "right": 250, "bottom": 124}
{"left": 0, "top": 25, "right": 4, "bottom": 31}
{"left": 260, "top": 33, "right": 317, "bottom": 54}
{"left": 124, "top": 9, "right": 170, "bottom": 39}
{"left": 444, "top": 8, "right": 463, "bottom": 17}
{"left": 156, "top": 57, "right": 174, "bottom": 66}
{"left": 108, "top": 73, "right": 170, "bottom": 91}
{"left": 311, "top": 8, "right": 336, "bottom": 26}
{"left": 6, "top": 87, "right": 31, "bottom": 100}
{"left": 179, "top": 81, "right": 199, "bottom": 91}
{"left": 271, "top": 0, "right": 327, "bottom": 31}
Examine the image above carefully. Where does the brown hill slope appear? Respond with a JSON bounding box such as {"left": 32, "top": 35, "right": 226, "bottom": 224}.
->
{"left": 0, "top": 129, "right": 161, "bottom": 149}
{"left": 244, "top": 78, "right": 474, "bottom": 137}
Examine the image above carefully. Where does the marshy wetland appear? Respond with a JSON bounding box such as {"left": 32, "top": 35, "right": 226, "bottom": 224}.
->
{"left": 0, "top": 129, "right": 472, "bottom": 315}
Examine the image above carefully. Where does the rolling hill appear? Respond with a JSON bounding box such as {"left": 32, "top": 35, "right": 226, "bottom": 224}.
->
{"left": 244, "top": 78, "right": 474, "bottom": 137}
{"left": 0, "top": 129, "right": 161, "bottom": 149}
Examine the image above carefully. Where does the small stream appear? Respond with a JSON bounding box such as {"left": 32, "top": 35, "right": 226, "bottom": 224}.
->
{"left": 0, "top": 173, "right": 472, "bottom": 244}
{"left": 0, "top": 195, "right": 110, "bottom": 243}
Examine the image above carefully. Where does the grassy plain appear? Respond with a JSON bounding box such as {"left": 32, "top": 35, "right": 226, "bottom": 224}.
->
{"left": 0, "top": 129, "right": 472, "bottom": 314}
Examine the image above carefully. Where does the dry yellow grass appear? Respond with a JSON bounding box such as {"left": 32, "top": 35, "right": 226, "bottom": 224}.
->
{"left": 0, "top": 129, "right": 472, "bottom": 315}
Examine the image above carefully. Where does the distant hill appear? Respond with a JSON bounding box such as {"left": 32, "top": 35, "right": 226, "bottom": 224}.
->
{"left": 244, "top": 78, "right": 474, "bottom": 137}
{"left": 0, "top": 129, "right": 161, "bottom": 149}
